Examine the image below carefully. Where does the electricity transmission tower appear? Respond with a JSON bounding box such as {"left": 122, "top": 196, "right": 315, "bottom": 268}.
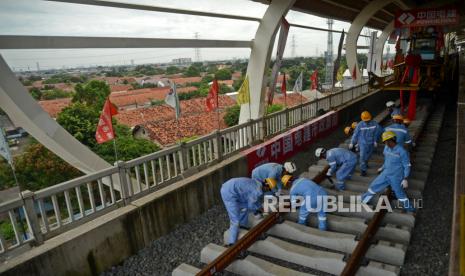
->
{"left": 324, "top": 19, "right": 334, "bottom": 89}
{"left": 194, "top": 32, "right": 202, "bottom": 62}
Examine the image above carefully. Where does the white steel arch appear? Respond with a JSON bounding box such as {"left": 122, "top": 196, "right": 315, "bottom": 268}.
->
{"left": 239, "top": 0, "right": 296, "bottom": 123}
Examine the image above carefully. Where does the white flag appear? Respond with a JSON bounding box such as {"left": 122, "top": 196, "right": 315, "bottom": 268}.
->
{"left": 293, "top": 72, "right": 303, "bottom": 93}
{"left": 165, "top": 81, "right": 181, "bottom": 119}
{"left": 0, "top": 129, "right": 12, "bottom": 165}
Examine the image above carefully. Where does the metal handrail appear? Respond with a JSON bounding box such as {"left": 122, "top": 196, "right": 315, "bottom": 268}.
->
{"left": 0, "top": 82, "right": 374, "bottom": 256}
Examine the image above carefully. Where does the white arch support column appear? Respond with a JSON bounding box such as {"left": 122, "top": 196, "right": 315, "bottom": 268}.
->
{"left": 0, "top": 55, "right": 111, "bottom": 174}
{"left": 239, "top": 0, "right": 296, "bottom": 124}
{"left": 373, "top": 21, "right": 394, "bottom": 75}
{"left": 345, "top": 0, "right": 396, "bottom": 85}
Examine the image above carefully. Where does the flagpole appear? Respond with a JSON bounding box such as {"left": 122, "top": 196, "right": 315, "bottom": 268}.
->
{"left": 112, "top": 138, "right": 118, "bottom": 161}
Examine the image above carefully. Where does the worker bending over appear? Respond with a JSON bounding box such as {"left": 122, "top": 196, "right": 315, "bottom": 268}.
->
{"left": 251, "top": 162, "right": 297, "bottom": 194}
{"left": 385, "top": 114, "right": 413, "bottom": 146}
{"left": 315, "top": 147, "right": 357, "bottom": 191}
{"left": 386, "top": 101, "right": 401, "bottom": 117}
{"left": 221, "top": 177, "right": 275, "bottom": 245}
{"left": 350, "top": 111, "right": 383, "bottom": 176}
{"left": 287, "top": 176, "right": 328, "bottom": 231}
{"left": 361, "top": 131, "right": 415, "bottom": 212}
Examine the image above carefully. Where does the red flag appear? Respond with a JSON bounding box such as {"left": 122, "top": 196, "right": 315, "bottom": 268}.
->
{"left": 352, "top": 65, "right": 357, "bottom": 80}
{"left": 281, "top": 73, "right": 287, "bottom": 103}
{"left": 311, "top": 70, "right": 318, "bottom": 90}
{"left": 95, "top": 98, "right": 118, "bottom": 144}
{"left": 206, "top": 79, "right": 219, "bottom": 112}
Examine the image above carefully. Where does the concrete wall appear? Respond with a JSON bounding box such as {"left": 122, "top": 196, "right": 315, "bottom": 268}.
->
{"left": 0, "top": 89, "right": 396, "bottom": 276}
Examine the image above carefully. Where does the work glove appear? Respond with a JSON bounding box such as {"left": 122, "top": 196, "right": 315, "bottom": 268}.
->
{"left": 240, "top": 208, "right": 247, "bottom": 212}
{"left": 373, "top": 142, "right": 378, "bottom": 147}
{"left": 349, "top": 143, "right": 354, "bottom": 150}
{"left": 326, "top": 170, "right": 332, "bottom": 177}
{"left": 377, "top": 167, "right": 383, "bottom": 174}
{"left": 401, "top": 179, "right": 408, "bottom": 189}
{"left": 318, "top": 219, "right": 327, "bottom": 231}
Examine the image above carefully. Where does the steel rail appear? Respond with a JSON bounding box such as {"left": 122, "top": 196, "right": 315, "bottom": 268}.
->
{"left": 196, "top": 165, "right": 330, "bottom": 276}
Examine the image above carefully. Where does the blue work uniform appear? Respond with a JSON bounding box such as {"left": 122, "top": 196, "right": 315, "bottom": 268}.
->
{"left": 290, "top": 178, "right": 327, "bottom": 230}
{"left": 384, "top": 123, "right": 412, "bottom": 145}
{"left": 251, "top": 163, "right": 284, "bottom": 192}
{"left": 326, "top": 148, "right": 357, "bottom": 190}
{"left": 361, "top": 144, "right": 414, "bottom": 211}
{"left": 220, "top": 177, "right": 263, "bottom": 245}
{"left": 390, "top": 107, "right": 401, "bottom": 117}
{"left": 350, "top": 120, "right": 383, "bottom": 172}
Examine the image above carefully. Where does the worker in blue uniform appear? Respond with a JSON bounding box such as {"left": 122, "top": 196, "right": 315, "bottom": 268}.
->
{"left": 349, "top": 111, "right": 383, "bottom": 176}
{"left": 384, "top": 114, "right": 412, "bottom": 146}
{"left": 221, "top": 177, "right": 275, "bottom": 245}
{"left": 386, "top": 101, "right": 401, "bottom": 117}
{"left": 286, "top": 176, "right": 328, "bottom": 231}
{"left": 361, "top": 131, "right": 415, "bottom": 212}
{"left": 315, "top": 147, "right": 357, "bottom": 191}
{"left": 251, "top": 162, "right": 297, "bottom": 194}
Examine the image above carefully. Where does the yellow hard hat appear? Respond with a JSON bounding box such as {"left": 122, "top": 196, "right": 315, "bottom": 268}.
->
{"left": 382, "top": 131, "right": 397, "bottom": 142}
{"left": 351, "top": 122, "right": 357, "bottom": 129}
{"left": 281, "top": 175, "right": 293, "bottom": 188}
{"left": 393, "top": 114, "right": 404, "bottom": 120}
{"left": 344, "top": 126, "right": 351, "bottom": 135}
{"left": 264, "top": 178, "right": 277, "bottom": 190}
{"left": 361, "top": 111, "right": 372, "bottom": 122}
{"left": 403, "top": 118, "right": 411, "bottom": 125}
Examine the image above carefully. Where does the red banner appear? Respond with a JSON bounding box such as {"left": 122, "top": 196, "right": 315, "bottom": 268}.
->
{"left": 96, "top": 98, "right": 118, "bottom": 144}
{"left": 395, "top": 7, "right": 459, "bottom": 28}
{"left": 243, "top": 111, "right": 339, "bottom": 173}
{"left": 206, "top": 79, "right": 219, "bottom": 112}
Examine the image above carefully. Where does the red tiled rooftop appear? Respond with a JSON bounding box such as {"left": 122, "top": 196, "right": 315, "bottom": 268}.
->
{"left": 38, "top": 98, "right": 72, "bottom": 118}
{"left": 115, "top": 95, "right": 236, "bottom": 127}
{"left": 110, "top": 86, "right": 198, "bottom": 107}
{"left": 272, "top": 93, "right": 308, "bottom": 107}
{"left": 170, "top": 77, "right": 202, "bottom": 86}
{"left": 141, "top": 112, "right": 227, "bottom": 146}
{"left": 110, "top": 84, "right": 133, "bottom": 92}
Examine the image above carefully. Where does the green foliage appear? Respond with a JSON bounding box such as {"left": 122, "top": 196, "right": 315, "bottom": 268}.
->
{"left": 150, "top": 99, "right": 165, "bottom": 106}
{"left": 5, "top": 143, "right": 82, "bottom": 191}
{"left": 266, "top": 104, "right": 284, "bottom": 114}
{"left": 178, "top": 89, "right": 208, "bottom": 100}
{"left": 183, "top": 65, "right": 201, "bottom": 77}
{"left": 215, "top": 69, "right": 232, "bottom": 80}
{"left": 233, "top": 76, "right": 245, "bottom": 91}
{"left": 134, "top": 65, "right": 164, "bottom": 76}
{"left": 0, "top": 161, "right": 16, "bottom": 190}
{"left": 131, "top": 82, "right": 157, "bottom": 90}
{"left": 202, "top": 75, "right": 214, "bottom": 83}
{"left": 41, "top": 89, "right": 70, "bottom": 100}
{"left": 219, "top": 84, "right": 232, "bottom": 94}
{"left": 72, "top": 80, "right": 110, "bottom": 109}
{"left": 166, "top": 66, "right": 181, "bottom": 75}
{"left": 224, "top": 105, "right": 240, "bottom": 127}
{"left": 93, "top": 136, "right": 159, "bottom": 163}
{"left": 0, "top": 222, "right": 15, "bottom": 240}
{"left": 57, "top": 103, "right": 100, "bottom": 147}
{"left": 43, "top": 73, "right": 86, "bottom": 84}
{"left": 29, "top": 87, "right": 42, "bottom": 100}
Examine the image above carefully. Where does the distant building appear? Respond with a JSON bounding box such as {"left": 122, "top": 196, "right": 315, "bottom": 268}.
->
{"left": 172, "top": 58, "right": 192, "bottom": 65}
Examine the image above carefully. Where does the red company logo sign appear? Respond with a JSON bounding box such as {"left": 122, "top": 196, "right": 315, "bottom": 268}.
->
{"left": 395, "top": 7, "right": 459, "bottom": 28}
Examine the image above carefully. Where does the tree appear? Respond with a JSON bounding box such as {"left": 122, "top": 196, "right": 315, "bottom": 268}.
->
{"left": 166, "top": 66, "right": 180, "bottom": 75}
{"left": 93, "top": 136, "right": 159, "bottom": 163}
{"left": 72, "top": 80, "right": 110, "bottom": 109}
{"left": 224, "top": 105, "right": 240, "bottom": 127}
{"left": 183, "top": 65, "right": 201, "bottom": 77}
{"left": 266, "top": 104, "right": 284, "bottom": 114}
{"left": 41, "top": 89, "right": 70, "bottom": 100}
{"left": 57, "top": 103, "right": 100, "bottom": 147}
{"left": 29, "top": 87, "right": 42, "bottom": 100}
{"left": 0, "top": 143, "right": 82, "bottom": 191}
{"left": 215, "top": 69, "right": 232, "bottom": 80}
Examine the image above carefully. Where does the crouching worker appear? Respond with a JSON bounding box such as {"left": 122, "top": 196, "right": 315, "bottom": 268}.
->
{"left": 251, "top": 162, "right": 297, "bottom": 195}
{"left": 361, "top": 131, "right": 415, "bottom": 212}
{"left": 221, "top": 177, "right": 276, "bottom": 245}
{"left": 286, "top": 176, "right": 328, "bottom": 231}
{"left": 315, "top": 147, "right": 357, "bottom": 191}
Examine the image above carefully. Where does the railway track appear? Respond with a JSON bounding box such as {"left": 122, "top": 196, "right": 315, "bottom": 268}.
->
{"left": 173, "top": 102, "right": 445, "bottom": 276}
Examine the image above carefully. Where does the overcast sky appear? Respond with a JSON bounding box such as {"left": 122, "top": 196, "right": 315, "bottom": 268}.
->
{"left": 0, "top": 0, "right": 380, "bottom": 71}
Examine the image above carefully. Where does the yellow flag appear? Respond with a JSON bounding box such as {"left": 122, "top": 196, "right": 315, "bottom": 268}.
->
{"left": 236, "top": 76, "right": 250, "bottom": 104}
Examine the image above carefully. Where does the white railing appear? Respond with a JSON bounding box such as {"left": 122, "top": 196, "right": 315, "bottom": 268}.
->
{"left": 0, "top": 82, "right": 371, "bottom": 257}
